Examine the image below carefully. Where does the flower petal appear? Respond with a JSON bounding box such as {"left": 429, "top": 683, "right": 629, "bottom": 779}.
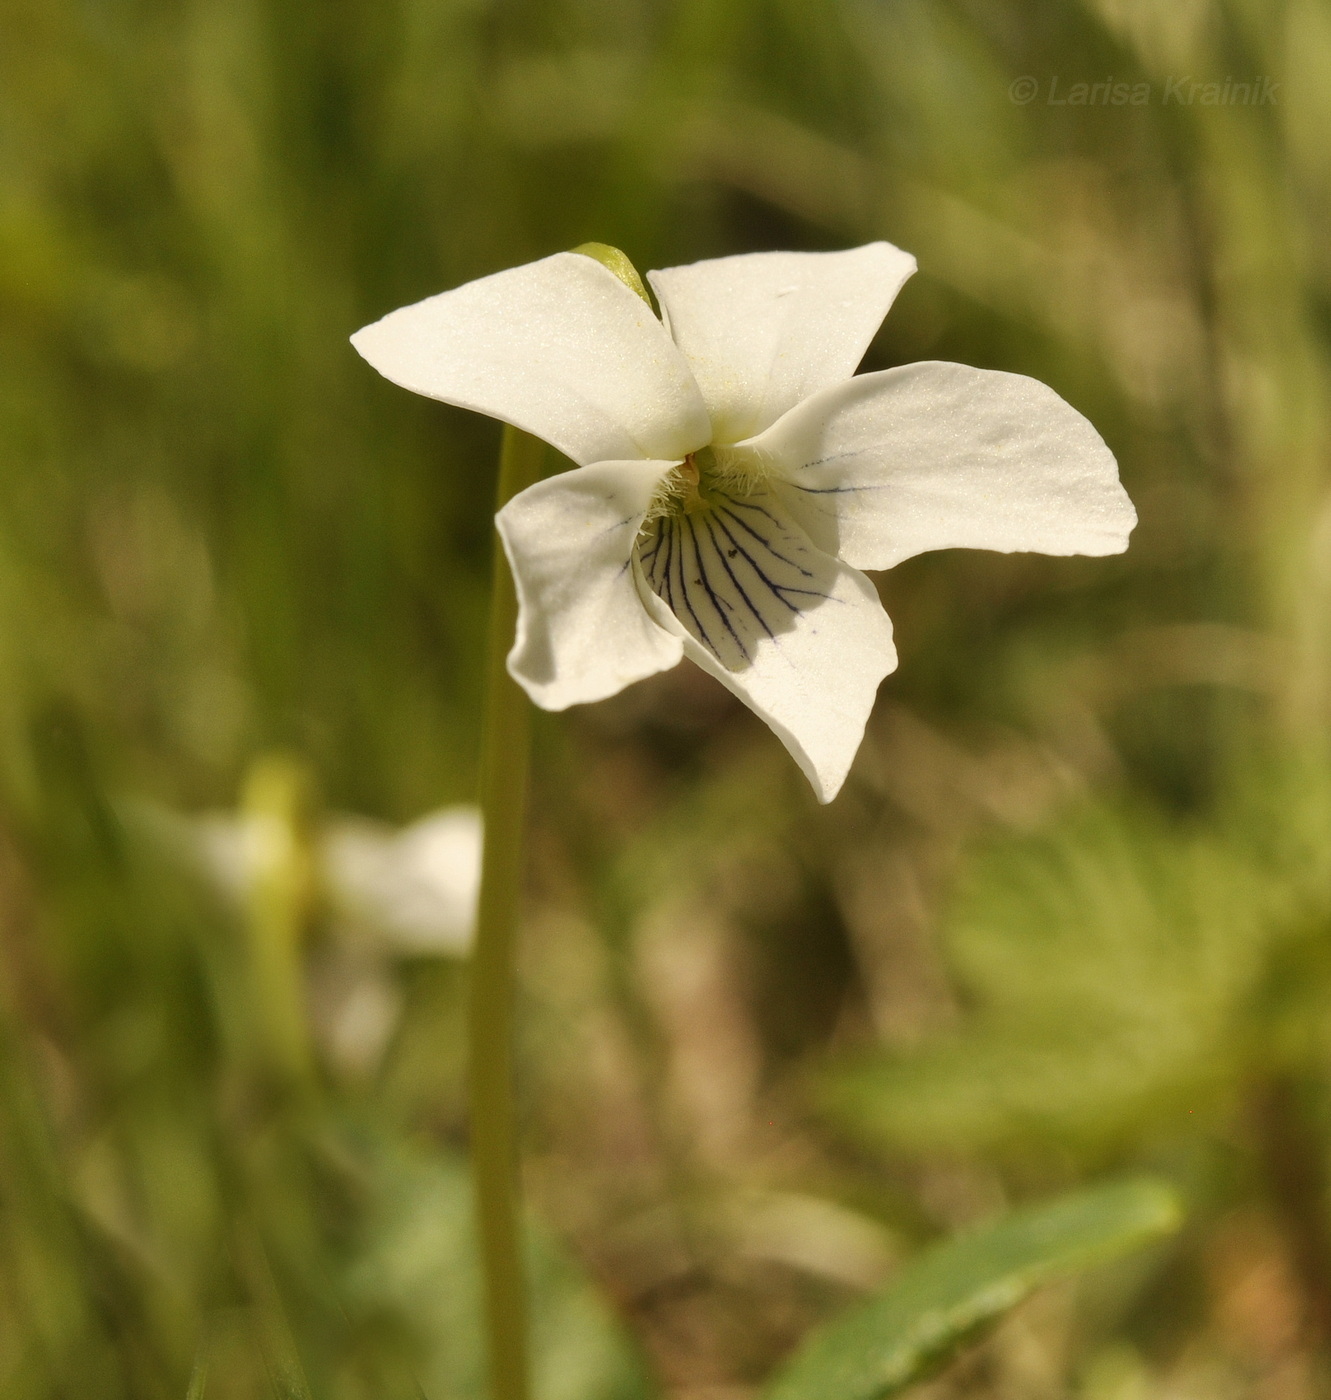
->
{"left": 636, "top": 491, "right": 896, "bottom": 803}
{"left": 646, "top": 242, "right": 917, "bottom": 444}
{"left": 753, "top": 361, "right": 1137, "bottom": 569}
{"left": 497, "top": 459, "right": 685, "bottom": 708}
{"left": 352, "top": 253, "right": 711, "bottom": 466}
{"left": 322, "top": 807, "right": 480, "bottom": 955}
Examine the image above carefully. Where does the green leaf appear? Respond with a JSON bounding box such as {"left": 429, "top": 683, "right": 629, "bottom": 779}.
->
{"left": 765, "top": 1178, "right": 1182, "bottom": 1400}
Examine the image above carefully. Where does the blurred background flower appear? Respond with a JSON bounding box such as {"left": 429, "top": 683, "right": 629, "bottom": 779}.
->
{"left": 190, "top": 786, "right": 480, "bottom": 1076}
{"left": 2, "top": 0, "right": 1331, "bottom": 1396}
{"left": 194, "top": 795, "right": 481, "bottom": 956}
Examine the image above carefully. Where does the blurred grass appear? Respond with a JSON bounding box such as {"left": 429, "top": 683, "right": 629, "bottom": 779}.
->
{"left": 3, "top": 0, "right": 1331, "bottom": 1395}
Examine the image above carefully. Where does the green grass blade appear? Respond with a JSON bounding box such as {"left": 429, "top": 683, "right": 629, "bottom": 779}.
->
{"left": 234, "top": 1227, "right": 317, "bottom": 1400}
{"left": 765, "top": 1178, "right": 1182, "bottom": 1400}
{"left": 184, "top": 1338, "right": 210, "bottom": 1400}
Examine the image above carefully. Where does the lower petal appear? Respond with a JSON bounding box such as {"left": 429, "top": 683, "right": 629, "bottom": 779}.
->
{"left": 636, "top": 493, "right": 896, "bottom": 803}
{"left": 497, "top": 460, "right": 685, "bottom": 709}
{"left": 750, "top": 362, "right": 1136, "bottom": 570}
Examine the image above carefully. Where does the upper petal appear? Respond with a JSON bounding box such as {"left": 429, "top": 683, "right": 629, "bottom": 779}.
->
{"left": 352, "top": 253, "right": 711, "bottom": 466}
{"left": 636, "top": 489, "right": 897, "bottom": 803}
{"left": 497, "top": 458, "right": 685, "bottom": 709}
{"left": 646, "top": 242, "right": 917, "bottom": 445}
{"left": 753, "top": 361, "right": 1137, "bottom": 569}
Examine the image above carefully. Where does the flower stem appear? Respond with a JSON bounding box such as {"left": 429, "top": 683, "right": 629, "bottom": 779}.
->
{"left": 469, "top": 423, "right": 545, "bottom": 1400}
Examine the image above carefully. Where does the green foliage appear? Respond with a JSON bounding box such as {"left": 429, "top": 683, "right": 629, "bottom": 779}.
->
{"left": 341, "top": 1141, "right": 651, "bottom": 1400}
{"left": 185, "top": 1347, "right": 211, "bottom": 1400}
{"left": 766, "top": 1179, "right": 1181, "bottom": 1400}
{"left": 821, "top": 801, "right": 1270, "bottom": 1155}
{"left": 820, "top": 752, "right": 1331, "bottom": 1163}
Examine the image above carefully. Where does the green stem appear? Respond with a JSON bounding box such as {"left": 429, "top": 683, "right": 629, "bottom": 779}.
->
{"left": 469, "top": 423, "right": 545, "bottom": 1400}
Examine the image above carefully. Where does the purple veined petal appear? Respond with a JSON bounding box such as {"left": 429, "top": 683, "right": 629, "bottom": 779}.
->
{"left": 750, "top": 361, "right": 1136, "bottom": 570}
{"left": 636, "top": 487, "right": 897, "bottom": 803}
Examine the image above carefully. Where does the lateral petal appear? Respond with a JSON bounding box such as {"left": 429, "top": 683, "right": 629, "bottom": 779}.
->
{"left": 646, "top": 243, "right": 917, "bottom": 445}
{"left": 497, "top": 460, "right": 685, "bottom": 708}
{"left": 637, "top": 490, "right": 896, "bottom": 803}
{"left": 352, "top": 253, "right": 711, "bottom": 466}
{"left": 753, "top": 361, "right": 1136, "bottom": 569}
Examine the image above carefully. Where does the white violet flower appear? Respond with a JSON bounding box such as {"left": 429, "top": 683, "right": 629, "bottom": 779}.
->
{"left": 352, "top": 243, "right": 1135, "bottom": 802}
{"left": 193, "top": 804, "right": 482, "bottom": 953}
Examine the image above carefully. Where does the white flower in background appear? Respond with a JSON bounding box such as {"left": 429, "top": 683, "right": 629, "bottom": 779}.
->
{"left": 195, "top": 804, "right": 482, "bottom": 954}
{"left": 193, "top": 803, "right": 481, "bottom": 1075}
{"left": 321, "top": 806, "right": 482, "bottom": 955}
{"left": 352, "top": 243, "right": 1135, "bottom": 802}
